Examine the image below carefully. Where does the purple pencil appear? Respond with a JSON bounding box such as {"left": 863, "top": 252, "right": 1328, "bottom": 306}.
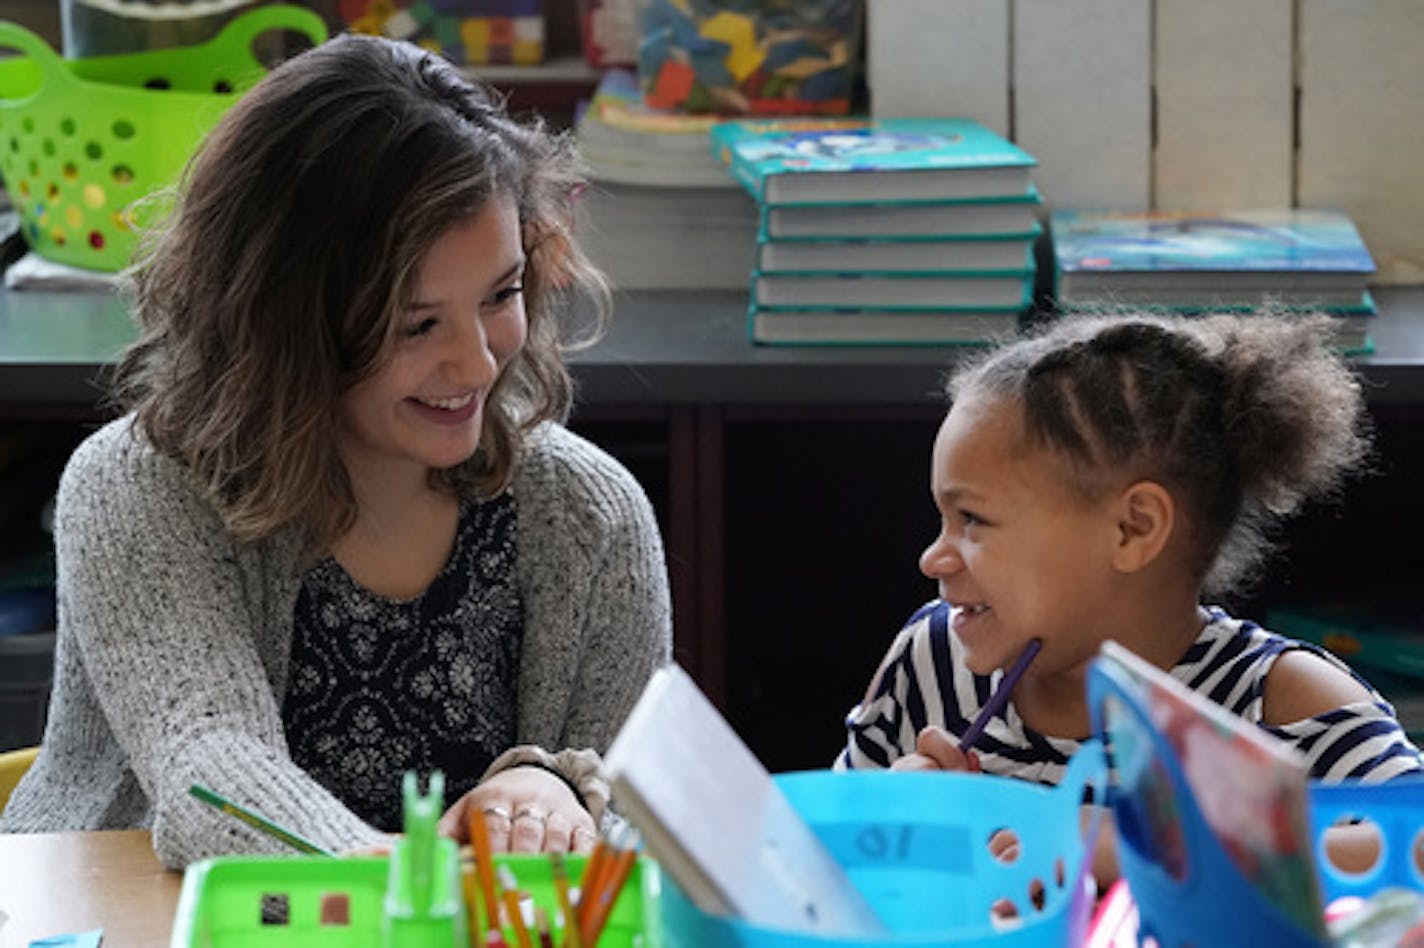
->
{"left": 959, "top": 638, "right": 1042, "bottom": 752}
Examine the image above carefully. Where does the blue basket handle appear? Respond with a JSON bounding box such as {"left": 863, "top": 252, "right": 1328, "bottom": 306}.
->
{"left": 198, "top": 3, "right": 329, "bottom": 71}
{"left": 1056, "top": 735, "right": 1108, "bottom": 810}
{"left": 0, "top": 21, "right": 70, "bottom": 101}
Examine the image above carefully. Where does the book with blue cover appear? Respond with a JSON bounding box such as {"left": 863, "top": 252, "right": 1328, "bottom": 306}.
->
{"left": 1051, "top": 208, "right": 1376, "bottom": 310}
{"left": 710, "top": 117, "right": 1038, "bottom": 206}
{"left": 1095, "top": 641, "right": 1328, "bottom": 941}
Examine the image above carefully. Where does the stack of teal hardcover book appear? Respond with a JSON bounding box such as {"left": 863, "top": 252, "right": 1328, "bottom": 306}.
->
{"left": 709, "top": 117, "right": 1042, "bottom": 346}
{"left": 1049, "top": 208, "right": 1378, "bottom": 355}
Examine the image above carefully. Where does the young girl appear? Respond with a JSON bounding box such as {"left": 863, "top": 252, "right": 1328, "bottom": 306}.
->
{"left": 838, "top": 313, "right": 1422, "bottom": 823}
{"left": 0, "top": 35, "right": 671, "bottom": 867}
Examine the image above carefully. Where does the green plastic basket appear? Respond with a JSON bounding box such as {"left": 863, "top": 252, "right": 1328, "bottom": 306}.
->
{"left": 170, "top": 851, "right": 661, "bottom": 948}
{"left": 0, "top": 5, "right": 327, "bottom": 272}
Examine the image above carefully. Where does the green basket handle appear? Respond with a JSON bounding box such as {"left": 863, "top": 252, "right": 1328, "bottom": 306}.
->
{"left": 196, "top": 3, "right": 329, "bottom": 72}
{"left": 0, "top": 21, "right": 70, "bottom": 100}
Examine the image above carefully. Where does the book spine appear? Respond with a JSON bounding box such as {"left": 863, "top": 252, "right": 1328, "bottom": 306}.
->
{"left": 866, "top": 0, "right": 1010, "bottom": 136}
{"left": 724, "top": 153, "right": 768, "bottom": 203}
{"left": 1013, "top": 0, "right": 1151, "bottom": 209}
{"left": 1298, "top": 0, "right": 1424, "bottom": 284}
{"left": 1155, "top": 0, "right": 1293, "bottom": 209}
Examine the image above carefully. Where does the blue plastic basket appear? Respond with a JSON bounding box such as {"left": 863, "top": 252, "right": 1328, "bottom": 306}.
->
{"left": 1087, "top": 657, "right": 1424, "bottom": 948}
{"left": 657, "top": 743, "right": 1106, "bottom": 947}
{"left": 1309, "top": 777, "right": 1424, "bottom": 901}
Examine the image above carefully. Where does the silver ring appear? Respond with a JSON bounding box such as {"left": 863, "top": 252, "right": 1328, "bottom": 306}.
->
{"left": 513, "top": 806, "right": 548, "bottom": 825}
{"left": 482, "top": 805, "right": 512, "bottom": 823}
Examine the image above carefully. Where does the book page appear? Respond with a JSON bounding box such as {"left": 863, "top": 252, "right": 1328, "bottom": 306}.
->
{"left": 603, "top": 664, "right": 886, "bottom": 937}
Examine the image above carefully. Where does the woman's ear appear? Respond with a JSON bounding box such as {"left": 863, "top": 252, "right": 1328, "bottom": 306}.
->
{"left": 1112, "top": 480, "right": 1174, "bottom": 573}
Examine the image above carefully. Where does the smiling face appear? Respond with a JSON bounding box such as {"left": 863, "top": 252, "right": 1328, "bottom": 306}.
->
{"left": 919, "top": 391, "right": 1124, "bottom": 676}
{"left": 336, "top": 195, "right": 527, "bottom": 494}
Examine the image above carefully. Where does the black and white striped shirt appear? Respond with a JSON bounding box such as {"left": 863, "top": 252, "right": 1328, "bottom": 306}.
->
{"left": 837, "top": 601, "right": 1423, "bottom": 785}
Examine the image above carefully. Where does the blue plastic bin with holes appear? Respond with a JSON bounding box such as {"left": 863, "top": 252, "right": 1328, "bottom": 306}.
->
{"left": 1087, "top": 655, "right": 1424, "bottom": 948}
{"left": 657, "top": 742, "right": 1105, "bottom": 947}
{"left": 1310, "top": 777, "right": 1424, "bottom": 903}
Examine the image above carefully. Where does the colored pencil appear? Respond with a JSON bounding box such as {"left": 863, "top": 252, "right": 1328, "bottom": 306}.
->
{"left": 549, "top": 853, "right": 582, "bottom": 948}
{"left": 498, "top": 864, "right": 534, "bottom": 948}
{"left": 959, "top": 637, "right": 1042, "bottom": 753}
{"left": 468, "top": 807, "right": 503, "bottom": 938}
{"left": 188, "top": 783, "right": 332, "bottom": 856}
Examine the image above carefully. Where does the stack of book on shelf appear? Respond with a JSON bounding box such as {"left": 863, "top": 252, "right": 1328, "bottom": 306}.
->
{"left": 573, "top": 69, "right": 758, "bottom": 291}
{"left": 709, "top": 116, "right": 1042, "bottom": 345}
{"left": 1049, "top": 208, "right": 1378, "bottom": 354}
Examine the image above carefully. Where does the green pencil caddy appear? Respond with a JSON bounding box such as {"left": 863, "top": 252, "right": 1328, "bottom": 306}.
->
{"left": 171, "top": 769, "right": 661, "bottom": 947}
{"left": 0, "top": 4, "right": 327, "bottom": 273}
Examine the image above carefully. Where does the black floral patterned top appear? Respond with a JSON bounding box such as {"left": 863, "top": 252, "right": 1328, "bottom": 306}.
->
{"left": 282, "top": 495, "right": 522, "bottom": 831}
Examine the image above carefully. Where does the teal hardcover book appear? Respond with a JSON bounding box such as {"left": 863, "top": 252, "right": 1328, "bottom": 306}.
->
{"left": 756, "top": 231, "right": 1038, "bottom": 276}
{"left": 751, "top": 270, "right": 1033, "bottom": 312}
{"left": 1051, "top": 208, "right": 1376, "bottom": 310}
{"left": 760, "top": 187, "right": 1042, "bottom": 241}
{"left": 710, "top": 117, "right": 1038, "bottom": 206}
{"left": 747, "top": 304, "right": 1023, "bottom": 346}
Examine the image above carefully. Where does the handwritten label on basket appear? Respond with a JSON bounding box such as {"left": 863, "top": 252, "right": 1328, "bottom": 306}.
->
{"left": 817, "top": 823, "right": 973, "bottom": 872}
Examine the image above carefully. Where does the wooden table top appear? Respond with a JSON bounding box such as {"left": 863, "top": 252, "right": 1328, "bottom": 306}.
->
{"left": 0, "top": 830, "right": 181, "bottom": 947}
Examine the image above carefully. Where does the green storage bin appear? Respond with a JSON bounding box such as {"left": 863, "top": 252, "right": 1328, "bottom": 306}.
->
{"left": 170, "top": 851, "right": 661, "bottom": 948}
{"left": 0, "top": 4, "right": 327, "bottom": 273}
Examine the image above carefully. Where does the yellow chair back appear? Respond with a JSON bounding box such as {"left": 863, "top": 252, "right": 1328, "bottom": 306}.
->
{"left": 0, "top": 745, "right": 39, "bottom": 814}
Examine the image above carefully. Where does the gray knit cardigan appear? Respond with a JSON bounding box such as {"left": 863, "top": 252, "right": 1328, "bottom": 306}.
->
{"left": 0, "top": 417, "right": 672, "bottom": 868}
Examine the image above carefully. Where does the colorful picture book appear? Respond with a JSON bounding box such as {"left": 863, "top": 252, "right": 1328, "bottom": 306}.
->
{"left": 1051, "top": 208, "right": 1376, "bottom": 311}
{"left": 1096, "top": 641, "right": 1328, "bottom": 940}
{"left": 752, "top": 271, "right": 1032, "bottom": 310}
{"left": 756, "top": 232, "right": 1038, "bottom": 275}
{"left": 603, "top": 663, "right": 886, "bottom": 937}
{"left": 763, "top": 193, "right": 1042, "bottom": 240}
{"left": 710, "top": 117, "right": 1038, "bottom": 206}
{"left": 748, "top": 306, "right": 1022, "bottom": 346}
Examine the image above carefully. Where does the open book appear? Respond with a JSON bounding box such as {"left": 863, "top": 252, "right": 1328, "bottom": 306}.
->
{"left": 603, "top": 664, "right": 885, "bottom": 937}
{"left": 1097, "top": 641, "right": 1327, "bottom": 939}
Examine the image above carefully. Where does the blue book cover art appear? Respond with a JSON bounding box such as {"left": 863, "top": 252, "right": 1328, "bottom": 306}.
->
{"left": 710, "top": 117, "right": 1038, "bottom": 206}
{"left": 1051, "top": 209, "right": 1376, "bottom": 275}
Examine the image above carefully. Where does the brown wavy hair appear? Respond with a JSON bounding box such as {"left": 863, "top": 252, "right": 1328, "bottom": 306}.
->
{"left": 111, "top": 33, "right": 610, "bottom": 555}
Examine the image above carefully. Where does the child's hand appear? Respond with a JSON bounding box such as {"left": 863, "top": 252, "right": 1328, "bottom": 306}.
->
{"left": 890, "top": 725, "right": 981, "bottom": 772}
{"left": 438, "top": 766, "right": 597, "bottom": 855}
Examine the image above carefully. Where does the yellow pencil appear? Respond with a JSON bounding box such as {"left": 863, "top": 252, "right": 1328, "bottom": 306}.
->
{"left": 468, "top": 808, "right": 502, "bottom": 938}
{"left": 549, "top": 853, "right": 582, "bottom": 948}
{"left": 498, "top": 864, "right": 534, "bottom": 948}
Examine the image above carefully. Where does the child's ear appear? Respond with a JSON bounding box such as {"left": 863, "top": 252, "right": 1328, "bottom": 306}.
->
{"left": 1111, "top": 480, "right": 1174, "bottom": 572}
